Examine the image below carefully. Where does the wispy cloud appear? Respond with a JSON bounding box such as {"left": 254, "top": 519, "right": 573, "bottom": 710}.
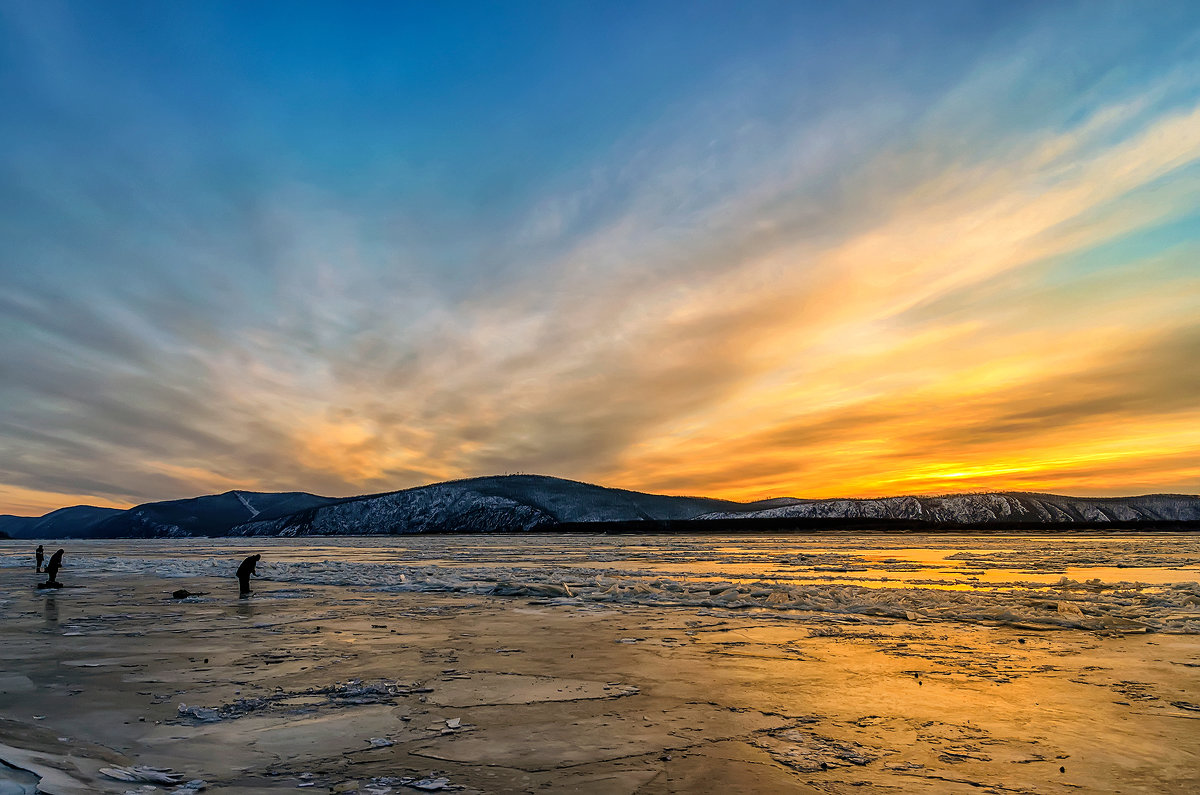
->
{"left": 1, "top": 2, "right": 1198, "bottom": 513}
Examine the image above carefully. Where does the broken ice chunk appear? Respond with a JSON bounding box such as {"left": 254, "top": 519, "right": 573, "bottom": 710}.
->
{"left": 177, "top": 704, "right": 221, "bottom": 722}
{"left": 1057, "top": 601, "right": 1084, "bottom": 618}
{"left": 488, "top": 582, "right": 573, "bottom": 597}
{"left": 884, "top": 761, "right": 924, "bottom": 771}
{"left": 101, "top": 765, "right": 185, "bottom": 784}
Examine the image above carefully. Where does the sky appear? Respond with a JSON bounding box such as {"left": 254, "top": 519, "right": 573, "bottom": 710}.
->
{"left": 1, "top": 1, "right": 1199, "bottom": 516}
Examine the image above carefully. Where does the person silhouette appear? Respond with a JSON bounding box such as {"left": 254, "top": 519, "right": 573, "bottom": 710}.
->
{"left": 44, "top": 548, "right": 64, "bottom": 586}
{"left": 35, "top": 545, "right": 44, "bottom": 573}
{"left": 236, "top": 554, "right": 261, "bottom": 597}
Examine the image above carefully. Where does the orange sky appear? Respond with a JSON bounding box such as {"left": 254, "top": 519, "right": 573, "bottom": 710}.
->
{"left": 3, "top": 3, "right": 1199, "bottom": 517}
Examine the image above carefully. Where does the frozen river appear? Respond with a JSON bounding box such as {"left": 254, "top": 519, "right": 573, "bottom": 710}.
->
{"left": 5, "top": 533, "right": 1200, "bottom": 633}
{"left": 2, "top": 534, "right": 1199, "bottom": 792}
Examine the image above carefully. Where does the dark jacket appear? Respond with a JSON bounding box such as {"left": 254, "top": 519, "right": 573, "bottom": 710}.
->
{"left": 236, "top": 555, "right": 260, "bottom": 579}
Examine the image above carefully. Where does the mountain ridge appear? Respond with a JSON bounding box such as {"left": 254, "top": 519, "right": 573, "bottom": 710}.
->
{"left": 1, "top": 475, "right": 1197, "bottom": 539}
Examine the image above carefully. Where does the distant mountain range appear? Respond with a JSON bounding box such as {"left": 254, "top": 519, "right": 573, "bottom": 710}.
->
{"left": 1, "top": 475, "right": 1198, "bottom": 539}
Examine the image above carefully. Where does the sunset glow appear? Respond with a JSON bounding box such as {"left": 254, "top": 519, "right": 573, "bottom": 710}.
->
{"left": 1, "top": 1, "right": 1198, "bottom": 515}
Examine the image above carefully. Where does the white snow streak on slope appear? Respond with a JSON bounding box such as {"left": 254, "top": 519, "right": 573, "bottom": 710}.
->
{"left": 234, "top": 492, "right": 260, "bottom": 518}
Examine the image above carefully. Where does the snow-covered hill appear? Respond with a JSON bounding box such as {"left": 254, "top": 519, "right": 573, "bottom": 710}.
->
{"left": 696, "top": 492, "right": 1200, "bottom": 523}
{"left": 3, "top": 475, "right": 1198, "bottom": 538}
{"left": 0, "top": 505, "right": 124, "bottom": 539}
{"left": 230, "top": 477, "right": 1200, "bottom": 537}
{"left": 229, "top": 475, "right": 752, "bottom": 536}
{"left": 0, "top": 491, "right": 337, "bottom": 539}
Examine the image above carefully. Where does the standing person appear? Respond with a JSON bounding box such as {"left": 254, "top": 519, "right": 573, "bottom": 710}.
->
{"left": 44, "top": 548, "right": 64, "bottom": 586}
{"left": 236, "top": 554, "right": 261, "bottom": 597}
{"left": 35, "top": 545, "right": 44, "bottom": 572}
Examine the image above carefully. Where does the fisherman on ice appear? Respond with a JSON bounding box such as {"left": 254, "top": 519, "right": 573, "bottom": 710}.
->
{"left": 237, "top": 554, "right": 262, "bottom": 597}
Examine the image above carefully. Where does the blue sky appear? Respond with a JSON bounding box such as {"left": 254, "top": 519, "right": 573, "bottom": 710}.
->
{"left": 2, "top": 1, "right": 1199, "bottom": 514}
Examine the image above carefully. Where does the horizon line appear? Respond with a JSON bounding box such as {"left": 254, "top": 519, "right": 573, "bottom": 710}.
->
{"left": 6, "top": 472, "right": 1200, "bottom": 520}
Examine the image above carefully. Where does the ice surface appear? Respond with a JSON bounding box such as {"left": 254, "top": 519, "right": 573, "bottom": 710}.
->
{"left": 1, "top": 534, "right": 1197, "bottom": 633}
{"left": 1, "top": 542, "right": 1197, "bottom": 794}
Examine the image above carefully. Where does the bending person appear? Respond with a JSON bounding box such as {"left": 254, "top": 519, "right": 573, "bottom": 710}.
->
{"left": 44, "top": 548, "right": 65, "bottom": 586}
{"left": 236, "top": 554, "right": 262, "bottom": 597}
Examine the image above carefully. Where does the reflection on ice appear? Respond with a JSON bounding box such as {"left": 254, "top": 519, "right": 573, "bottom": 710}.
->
{"left": 2, "top": 534, "right": 1198, "bottom": 633}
